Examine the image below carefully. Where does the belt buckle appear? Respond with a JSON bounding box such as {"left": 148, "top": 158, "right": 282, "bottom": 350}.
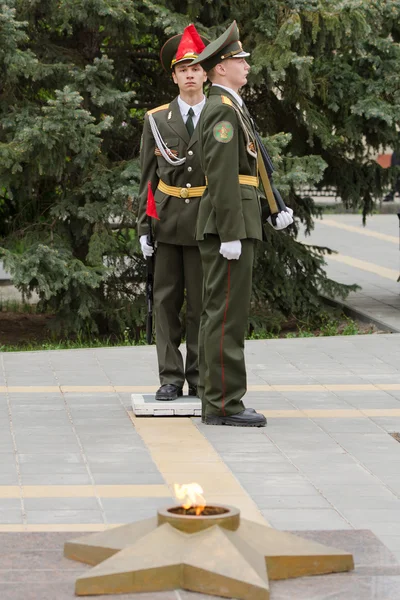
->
{"left": 180, "top": 188, "right": 189, "bottom": 199}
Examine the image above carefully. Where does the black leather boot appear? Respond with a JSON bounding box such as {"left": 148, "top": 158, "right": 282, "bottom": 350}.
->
{"left": 201, "top": 407, "right": 257, "bottom": 424}
{"left": 204, "top": 408, "right": 266, "bottom": 427}
{"left": 155, "top": 384, "right": 183, "bottom": 401}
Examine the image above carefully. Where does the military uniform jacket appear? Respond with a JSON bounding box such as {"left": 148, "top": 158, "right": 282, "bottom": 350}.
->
{"left": 196, "top": 87, "right": 262, "bottom": 243}
{"left": 137, "top": 97, "right": 206, "bottom": 246}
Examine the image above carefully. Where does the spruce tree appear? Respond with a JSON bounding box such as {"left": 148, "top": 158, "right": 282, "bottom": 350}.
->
{"left": 0, "top": 0, "right": 144, "bottom": 335}
{"left": 0, "top": 0, "right": 399, "bottom": 337}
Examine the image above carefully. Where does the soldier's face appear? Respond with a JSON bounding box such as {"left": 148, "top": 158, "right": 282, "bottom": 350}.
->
{"left": 172, "top": 63, "right": 207, "bottom": 94}
{"left": 219, "top": 58, "right": 250, "bottom": 91}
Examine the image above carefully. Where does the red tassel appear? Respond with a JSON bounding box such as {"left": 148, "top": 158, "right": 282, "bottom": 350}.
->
{"left": 146, "top": 181, "right": 160, "bottom": 220}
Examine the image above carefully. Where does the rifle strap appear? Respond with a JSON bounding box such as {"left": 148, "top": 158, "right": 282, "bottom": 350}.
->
{"left": 257, "top": 147, "right": 279, "bottom": 214}
{"left": 222, "top": 95, "right": 279, "bottom": 215}
{"left": 224, "top": 97, "right": 258, "bottom": 159}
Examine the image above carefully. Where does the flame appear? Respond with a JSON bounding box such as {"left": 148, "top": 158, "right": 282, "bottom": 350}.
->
{"left": 174, "top": 482, "right": 206, "bottom": 516}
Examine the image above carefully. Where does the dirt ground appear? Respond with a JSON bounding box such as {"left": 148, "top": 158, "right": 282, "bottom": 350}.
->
{"left": 0, "top": 312, "right": 56, "bottom": 347}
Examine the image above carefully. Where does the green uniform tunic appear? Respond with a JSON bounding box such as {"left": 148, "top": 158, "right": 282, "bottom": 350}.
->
{"left": 137, "top": 97, "right": 205, "bottom": 388}
{"left": 196, "top": 86, "right": 262, "bottom": 417}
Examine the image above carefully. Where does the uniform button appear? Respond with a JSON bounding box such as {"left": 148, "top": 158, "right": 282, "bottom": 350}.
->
{"left": 187, "top": 166, "right": 192, "bottom": 172}
{"left": 188, "top": 150, "right": 193, "bottom": 156}
{"left": 186, "top": 183, "right": 191, "bottom": 188}
{"left": 185, "top": 198, "right": 190, "bottom": 204}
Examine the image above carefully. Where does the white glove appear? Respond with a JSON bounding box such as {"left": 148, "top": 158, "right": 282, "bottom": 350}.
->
{"left": 267, "top": 207, "right": 294, "bottom": 230}
{"left": 140, "top": 234, "right": 154, "bottom": 258}
{"left": 219, "top": 240, "right": 242, "bottom": 260}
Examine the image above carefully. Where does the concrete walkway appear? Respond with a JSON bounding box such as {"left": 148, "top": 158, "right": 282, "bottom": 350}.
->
{"left": 1, "top": 334, "right": 400, "bottom": 597}
{"left": 298, "top": 214, "right": 400, "bottom": 332}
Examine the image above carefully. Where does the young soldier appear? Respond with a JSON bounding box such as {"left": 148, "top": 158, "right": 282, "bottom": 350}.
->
{"left": 191, "top": 21, "right": 294, "bottom": 426}
{"left": 137, "top": 26, "right": 208, "bottom": 401}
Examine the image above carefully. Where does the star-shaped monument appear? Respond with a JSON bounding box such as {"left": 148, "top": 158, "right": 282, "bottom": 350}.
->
{"left": 65, "top": 506, "right": 354, "bottom": 599}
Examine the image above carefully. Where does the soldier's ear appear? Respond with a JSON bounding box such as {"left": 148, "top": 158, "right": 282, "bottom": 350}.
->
{"left": 214, "top": 62, "right": 225, "bottom": 76}
{"left": 171, "top": 70, "right": 178, "bottom": 85}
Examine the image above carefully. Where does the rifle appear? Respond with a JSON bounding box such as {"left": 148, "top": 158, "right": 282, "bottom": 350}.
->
{"left": 145, "top": 181, "right": 159, "bottom": 345}
{"left": 145, "top": 215, "right": 155, "bottom": 345}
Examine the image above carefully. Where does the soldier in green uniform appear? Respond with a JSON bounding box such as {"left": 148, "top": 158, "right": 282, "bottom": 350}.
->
{"left": 137, "top": 26, "right": 209, "bottom": 401}
{"left": 191, "top": 21, "right": 294, "bottom": 426}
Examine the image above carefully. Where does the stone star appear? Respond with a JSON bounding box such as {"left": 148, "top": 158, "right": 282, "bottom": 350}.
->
{"left": 65, "top": 514, "right": 354, "bottom": 599}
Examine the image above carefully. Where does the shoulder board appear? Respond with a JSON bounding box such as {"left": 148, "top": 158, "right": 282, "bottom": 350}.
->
{"left": 147, "top": 103, "right": 170, "bottom": 115}
{"left": 221, "top": 95, "right": 233, "bottom": 107}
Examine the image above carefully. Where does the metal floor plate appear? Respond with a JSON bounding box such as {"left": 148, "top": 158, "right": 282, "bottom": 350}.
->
{"left": 131, "top": 393, "right": 201, "bottom": 416}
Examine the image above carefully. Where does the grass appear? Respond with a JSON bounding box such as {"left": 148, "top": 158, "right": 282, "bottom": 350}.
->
{"left": 0, "top": 328, "right": 147, "bottom": 353}
{"left": 0, "top": 337, "right": 146, "bottom": 353}
{"left": 0, "top": 315, "right": 376, "bottom": 353}
{"left": 248, "top": 315, "right": 375, "bottom": 341}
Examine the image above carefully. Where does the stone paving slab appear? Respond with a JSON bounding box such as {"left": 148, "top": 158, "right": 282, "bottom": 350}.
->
{"left": 0, "top": 530, "right": 397, "bottom": 600}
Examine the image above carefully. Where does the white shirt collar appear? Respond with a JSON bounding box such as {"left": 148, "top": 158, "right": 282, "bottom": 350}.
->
{"left": 177, "top": 95, "right": 206, "bottom": 118}
{"left": 212, "top": 84, "right": 243, "bottom": 107}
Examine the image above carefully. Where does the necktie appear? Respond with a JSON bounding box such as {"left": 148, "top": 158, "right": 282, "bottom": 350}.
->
{"left": 186, "top": 107, "right": 195, "bottom": 137}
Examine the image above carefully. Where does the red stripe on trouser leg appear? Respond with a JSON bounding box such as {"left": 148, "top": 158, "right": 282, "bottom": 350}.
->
{"left": 219, "top": 261, "right": 231, "bottom": 416}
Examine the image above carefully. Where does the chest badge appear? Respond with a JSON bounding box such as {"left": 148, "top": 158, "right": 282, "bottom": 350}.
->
{"left": 168, "top": 111, "right": 172, "bottom": 120}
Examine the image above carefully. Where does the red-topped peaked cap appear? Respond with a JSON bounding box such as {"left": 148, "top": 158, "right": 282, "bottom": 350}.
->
{"left": 174, "top": 24, "right": 205, "bottom": 65}
{"left": 160, "top": 24, "right": 209, "bottom": 72}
